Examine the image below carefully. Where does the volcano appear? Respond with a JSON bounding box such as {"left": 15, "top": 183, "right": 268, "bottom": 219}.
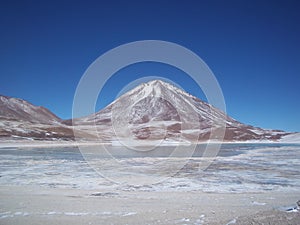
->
{"left": 68, "top": 80, "right": 289, "bottom": 143}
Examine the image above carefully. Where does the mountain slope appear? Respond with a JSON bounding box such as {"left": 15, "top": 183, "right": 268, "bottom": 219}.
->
{"left": 0, "top": 95, "right": 61, "bottom": 124}
{"left": 0, "top": 95, "right": 76, "bottom": 140}
{"left": 70, "top": 80, "right": 289, "bottom": 142}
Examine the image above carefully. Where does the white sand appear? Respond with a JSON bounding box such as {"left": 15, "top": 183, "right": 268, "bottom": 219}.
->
{"left": 0, "top": 185, "right": 299, "bottom": 225}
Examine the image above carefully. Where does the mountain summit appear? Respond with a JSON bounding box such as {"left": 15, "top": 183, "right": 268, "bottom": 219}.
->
{"left": 70, "top": 80, "right": 288, "bottom": 142}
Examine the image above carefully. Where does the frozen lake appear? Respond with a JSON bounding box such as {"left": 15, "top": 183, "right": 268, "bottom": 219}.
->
{"left": 0, "top": 143, "right": 300, "bottom": 193}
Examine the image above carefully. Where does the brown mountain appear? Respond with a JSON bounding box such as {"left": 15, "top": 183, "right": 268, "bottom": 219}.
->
{"left": 0, "top": 95, "right": 75, "bottom": 140}
{"left": 68, "top": 80, "right": 291, "bottom": 143}
{"left": 0, "top": 95, "right": 61, "bottom": 124}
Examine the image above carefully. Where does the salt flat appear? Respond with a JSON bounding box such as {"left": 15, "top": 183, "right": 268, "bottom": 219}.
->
{"left": 0, "top": 143, "right": 300, "bottom": 224}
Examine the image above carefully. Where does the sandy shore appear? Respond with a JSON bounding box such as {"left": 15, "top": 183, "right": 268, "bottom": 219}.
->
{"left": 0, "top": 139, "right": 299, "bottom": 149}
{"left": 0, "top": 185, "right": 299, "bottom": 225}
{"left": 0, "top": 140, "right": 110, "bottom": 149}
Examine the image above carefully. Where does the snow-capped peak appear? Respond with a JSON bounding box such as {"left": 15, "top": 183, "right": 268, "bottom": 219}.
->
{"left": 71, "top": 79, "right": 289, "bottom": 142}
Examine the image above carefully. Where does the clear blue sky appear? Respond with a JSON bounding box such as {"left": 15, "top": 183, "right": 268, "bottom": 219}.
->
{"left": 0, "top": 0, "right": 299, "bottom": 132}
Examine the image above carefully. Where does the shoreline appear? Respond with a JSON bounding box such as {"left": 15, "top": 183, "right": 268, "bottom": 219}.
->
{"left": 0, "top": 139, "right": 299, "bottom": 149}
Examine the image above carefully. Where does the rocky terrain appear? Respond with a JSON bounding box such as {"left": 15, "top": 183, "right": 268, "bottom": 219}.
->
{"left": 0, "top": 95, "right": 89, "bottom": 140}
